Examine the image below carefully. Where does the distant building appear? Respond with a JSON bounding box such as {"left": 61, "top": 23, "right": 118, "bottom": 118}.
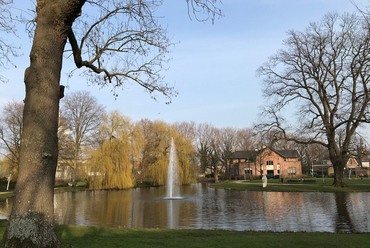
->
{"left": 312, "top": 157, "right": 370, "bottom": 177}
{"left": 362, "top": 161, "right": 369, "bottom": 168}
{"left": 227, "top": 147, "right": 302, "bottom": 179}
{"left": 312, "top": 160, "right": 333, "bottom": 176}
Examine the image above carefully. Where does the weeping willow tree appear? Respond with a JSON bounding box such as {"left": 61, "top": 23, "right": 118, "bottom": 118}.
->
{"left": 88, "top": 110, "right": 144, "bottom": 189}
{"left": 141, "top": 120, "right": 197, "bottom": 186}
{"left": 142, "top": 120, "right": 172, "bottom": 186}
{"left": 176, "top": 135, "right": 199, "bottom": 185}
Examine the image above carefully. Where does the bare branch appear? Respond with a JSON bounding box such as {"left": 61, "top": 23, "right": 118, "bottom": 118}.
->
{"left": 0, "top": 0, "right": 22, "bottom": 82}
{"left": 186, "top": 0, "right": 223, "bottom": 23}
{"left": 0, "top": 100, "right": 23, "bottom": 173}
{"left": 67, "top": 0, "right": 178, "bottom": 102}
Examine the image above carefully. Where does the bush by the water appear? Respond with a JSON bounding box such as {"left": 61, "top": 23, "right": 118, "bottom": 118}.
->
{"left": 54, "top": 179, "right": 69, "bottom": 187}
{"left": 134, "top": 179, "right": 157, "bottom": 188}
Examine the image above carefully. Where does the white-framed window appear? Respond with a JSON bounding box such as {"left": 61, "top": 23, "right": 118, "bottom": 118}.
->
{"left": 288, "top": 167, "right": 296, "bottom": 175}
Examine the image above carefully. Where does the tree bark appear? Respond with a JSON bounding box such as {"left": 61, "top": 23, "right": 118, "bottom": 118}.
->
{"left": 332, "top": 159, "right": 347, "bottom": 187}
{"left": 214, "top": 169, "right": 219, "bottom": 183}
{"left": 1, "top": 1, "right": 84, "bottom": 247}
{"left": 329, "top": 143, "right": 347, "bottom": 187}
{"left": 327, "top": 134, "right": 348, "bottom": 187}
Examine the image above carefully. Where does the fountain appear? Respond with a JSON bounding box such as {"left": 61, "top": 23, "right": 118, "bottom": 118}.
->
{"left": 163, "top": 138, "right": 183, "bottom": 200}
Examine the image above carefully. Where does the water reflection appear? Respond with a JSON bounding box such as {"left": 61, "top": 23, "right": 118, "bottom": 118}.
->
{"left": 0, "top": 183, "right": 369, "bottom": 233}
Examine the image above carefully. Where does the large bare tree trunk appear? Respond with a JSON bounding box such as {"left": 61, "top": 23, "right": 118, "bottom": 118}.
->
{"left": 329, "top": 144, "right": 347, "bottom": 187}
{"left": 214, "top": 169, "right": 219, "bottom": 183}
{"left": 332, "top": 160, "right": 347, "bottom": 187}
{"left": 1, "top": 1, "right": 83, "bottom": 247}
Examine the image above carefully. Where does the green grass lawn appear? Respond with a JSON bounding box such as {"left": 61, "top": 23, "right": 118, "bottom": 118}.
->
{"left": 0, "top": 220, "right": 369, "bottom": 248}
{"left": 211, "top": 178, "right": 370, "bottom": 192}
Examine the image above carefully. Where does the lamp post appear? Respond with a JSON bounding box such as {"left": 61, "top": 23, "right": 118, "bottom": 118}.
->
{"left": 311, "top": 160, "right": 314, "bottom": 177}
{"left": 255, "top": 148, "right": 259, "bottom": 177}
{"left": 279, "top": 163, "right": 283, "bottom": 183}
{"left": 322, "top": 164, "right": 324, "bottom": 183}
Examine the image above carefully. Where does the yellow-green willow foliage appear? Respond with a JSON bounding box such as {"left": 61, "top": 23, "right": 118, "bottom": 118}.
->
{"left": 176, "top": 134, "right": 198, "bottom": 185}
{"left": 142, "top": 120, "right": 197, "bottom": 186}
{"left": 87, "top": 111, "right": 144, "bottom": 189}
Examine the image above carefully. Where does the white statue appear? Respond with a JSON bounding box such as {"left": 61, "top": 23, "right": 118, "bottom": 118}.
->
{"left": 262, "top": 174, "right": 267, "bottom": 188}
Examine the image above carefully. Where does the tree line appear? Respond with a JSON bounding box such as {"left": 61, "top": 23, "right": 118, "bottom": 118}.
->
{"left": 4, "top": 90, "right": 366, "bottom": 189}
{"left": 1, "top": 92, "right": 198, "bottom": 189}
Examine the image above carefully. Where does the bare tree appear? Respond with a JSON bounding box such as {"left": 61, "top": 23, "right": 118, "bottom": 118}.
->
{"left": 1, "top": 1, "right": 221, "bottom": 246}
{"left": 257, "top": 13, "right": 370, "bottom": 187}
{"left": 174, "top": 121, "right": 197, "bottom": 141}
{"left": 208, "top": 127, "right": 222, "bottom": 182}
{"left": 67, "top": 1, "right": 176, "bottom": 101}
{"left": 0, "top": 100, "right": 23, "bottom": 189}
{"left": 194, "top": 125, "right": 238, "bottom": 182}
{"left": 349, "top": 135, "right": 369, "bottom": 168}
{"left": 57, "top": 115, "right": 75, "bottom": 178}
{"left": 0, "top": 0, "right": 20, "bottom": 83}
{"left": 195, "top": 122, "right": 213, "bottom": 174}
{"left": 235, "top": 128, "right": 255, "bottom": 151}
{"left": 61, "top": 91, "right": 106, "bottom": 185}
{"left": 219, "top": 127, "right": 238, "bottom": 180}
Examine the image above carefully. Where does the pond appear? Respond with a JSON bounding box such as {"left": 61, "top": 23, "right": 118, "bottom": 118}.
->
{"left": 0, "top": 183, "right": 369, "bottom": 233}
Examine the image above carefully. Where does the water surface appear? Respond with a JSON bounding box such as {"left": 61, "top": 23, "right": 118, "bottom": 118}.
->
{"left": 0, "top": 183, "right": 368, "bottom": 233}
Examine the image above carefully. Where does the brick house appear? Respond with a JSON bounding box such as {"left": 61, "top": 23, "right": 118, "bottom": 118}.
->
{"left": 228, "top": 148, "right": 302, "bottom": 179}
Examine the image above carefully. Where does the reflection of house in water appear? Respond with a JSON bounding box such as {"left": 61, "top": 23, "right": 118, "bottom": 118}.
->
{"left": 227, "top": 147, "right": 302, "bottom": 179}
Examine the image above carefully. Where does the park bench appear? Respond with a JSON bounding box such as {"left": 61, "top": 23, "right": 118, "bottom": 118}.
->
{"left": 286, "top": 179, "right": 300, "bottom": 183}
{"left": 302, "top": 180, "right": 316, "bottom": 183}
{"left": 286, "top": 179, "right": 316, "bottom": 183}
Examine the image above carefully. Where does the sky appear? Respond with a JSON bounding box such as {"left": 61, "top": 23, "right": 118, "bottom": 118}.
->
{"left": 1, "top": 0, "right": 370, "bottom": 133}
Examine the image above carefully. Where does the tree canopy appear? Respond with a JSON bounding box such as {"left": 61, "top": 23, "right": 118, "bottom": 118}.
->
{"left": 257, "top": 12, "right": 370, "bottom": 187}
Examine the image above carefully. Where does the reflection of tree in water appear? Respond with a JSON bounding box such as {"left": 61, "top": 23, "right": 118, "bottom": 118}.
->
{"left": 54, "top": 191, "right": 78, "bottom": 225}
{"left": 334, "top": 192, "right": 354, "bottom": 233}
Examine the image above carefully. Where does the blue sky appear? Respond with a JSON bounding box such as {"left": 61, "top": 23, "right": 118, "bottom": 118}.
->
{"left": 1, "top": 0, "right": 369, "bottom": 132}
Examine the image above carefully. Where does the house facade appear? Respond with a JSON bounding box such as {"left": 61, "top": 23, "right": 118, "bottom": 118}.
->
{"left": 312, "top": 157, "right": 369, "bottom": 177}
{"left": 228, "top": 148, "right": 302, "bottom": 179}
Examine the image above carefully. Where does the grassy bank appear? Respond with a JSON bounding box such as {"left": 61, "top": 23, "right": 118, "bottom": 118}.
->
{"left": 0, "top": 192, "right": 13, "bottom": 201}
{"left": 211, "top": 178, "right": 370, "bottom": 192}
{"left": 0, "top": 220, "right": 369, "bottom": 248}
{"left": 0, "top": 184, "right": 88, "bottom": 201}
